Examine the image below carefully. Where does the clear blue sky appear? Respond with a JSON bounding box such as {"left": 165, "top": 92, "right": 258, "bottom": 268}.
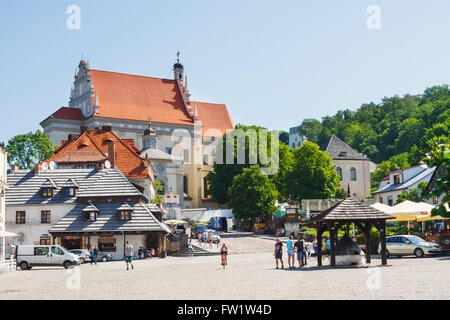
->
{"left": 1, "top": 0, "right": 449, "bottom": 143}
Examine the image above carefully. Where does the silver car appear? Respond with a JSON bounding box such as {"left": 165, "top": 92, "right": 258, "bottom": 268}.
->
{"left": 378, "top": 235, "right": 444, "bottom": 258}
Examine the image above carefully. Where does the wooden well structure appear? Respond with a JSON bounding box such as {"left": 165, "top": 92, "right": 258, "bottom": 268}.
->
{"left": 312, "top": 198, "right": 394, "bottom": 267}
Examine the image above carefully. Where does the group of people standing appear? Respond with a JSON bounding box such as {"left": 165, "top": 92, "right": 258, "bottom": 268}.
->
{"left": 274, "top": 234, "right": 311, "bottom": 269}
{"left": 197, "top": 230, "right": 218, "bottom": 249}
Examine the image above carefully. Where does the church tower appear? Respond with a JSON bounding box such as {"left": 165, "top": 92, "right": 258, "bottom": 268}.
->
{"left": 173, "top": 51, "right": 184, "bottom": 85}
{"left": 142, "top": 116, "right": 158, "bottom": 150}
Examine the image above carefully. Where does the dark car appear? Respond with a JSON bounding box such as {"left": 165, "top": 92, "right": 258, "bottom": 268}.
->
{"left": 98, "top": 252, "right": 112, "bottom": 262}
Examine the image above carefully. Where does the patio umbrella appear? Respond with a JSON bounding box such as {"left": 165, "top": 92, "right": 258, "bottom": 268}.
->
{"left": 390, "top": 200, "right": 434, "bottom": 216}
{"left": 370, "top": 202, "right": 394, "bottom": 214}
{"left": 164, "top": 219, "right": 188, "bottom": 226}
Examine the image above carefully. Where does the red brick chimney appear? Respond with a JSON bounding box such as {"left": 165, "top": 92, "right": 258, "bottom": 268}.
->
{"left": 10, "top": 165, "right": 19, "bottom": 171}
{"left": 107, "top": 142, "right": 115, "bottom": 168}
{"left": 80, "top": 126, "right": 88, "bottom": 133}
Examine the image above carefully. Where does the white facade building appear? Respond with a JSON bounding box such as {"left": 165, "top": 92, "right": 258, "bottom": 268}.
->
{"left": 288, "top": 126, "right": 306, "bottom": 149}
{"left": 372, "top": 165, "right": 436, "bottom": 206}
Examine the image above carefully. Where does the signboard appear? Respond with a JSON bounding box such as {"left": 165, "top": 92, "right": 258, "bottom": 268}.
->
{"left": 285, "top": 206, "right": 299, "bottom": 222}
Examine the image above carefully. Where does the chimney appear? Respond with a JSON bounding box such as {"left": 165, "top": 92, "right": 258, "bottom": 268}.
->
{"left": 34, "top": 164, "right": 40, "bottom": 174}
{"left": 80, "top": 126, "right": 88, "bottom": 133}
{"left": 107, "top": 142, "right": 115, "bottom": 168}
{"left": 101, "top": 126, "right": 112, "bottom": 132}
{"left": 10, "top": 165, "right": 19, "bottom": 171}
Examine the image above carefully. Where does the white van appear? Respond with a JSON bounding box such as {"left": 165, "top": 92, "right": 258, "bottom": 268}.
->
{"left": 14, "top": 245, "right": 80, "bottom": 270}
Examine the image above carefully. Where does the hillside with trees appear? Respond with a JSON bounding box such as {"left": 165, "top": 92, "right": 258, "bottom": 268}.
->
{"left": 296, "top": 85, "right": 450, "bottom": 166}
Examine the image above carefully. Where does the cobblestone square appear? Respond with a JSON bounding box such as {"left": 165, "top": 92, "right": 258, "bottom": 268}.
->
{"left": 1, "top": 235, "right": 449, "bottom": 300}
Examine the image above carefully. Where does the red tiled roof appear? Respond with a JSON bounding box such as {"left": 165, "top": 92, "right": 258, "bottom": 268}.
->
{"left": 193, "top": 101, "right": 235, "bottom": 137}
{"left": 90, "top": 70, "right": 193, "bottom": 126}
{"left": 43, "top": 107, "right": 84, "bottom": 122}
{"left": 41, "top": 129, "right": 150, "bottom": 179}
{"left": 122, "top": 139, "right": 141, "bottom": 154}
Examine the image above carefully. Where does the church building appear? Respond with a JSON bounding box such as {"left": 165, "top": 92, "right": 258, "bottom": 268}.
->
{"left": 40, "top": 55, "right": 235, "bottom": 208}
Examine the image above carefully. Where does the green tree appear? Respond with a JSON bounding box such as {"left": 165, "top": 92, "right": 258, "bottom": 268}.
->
{"left": 206, "top": 124, "right": 276, "bottom": 204}
{"left": 271, "top": 143, "right": 293, "bottom": 199}
{"left": 286, "top": 141, "right": 341, "bottom": 200}
{"left": 423, "top": 141, "right": 450, "bottom": 217}
{"left": 228, "top": 165, "right": 278, "bottom": 222}
{"left": 396, "top": 182, "right": 428, "bottom": 203}
{"left": 279, "top": 131, "right": 289, "bottom": 146}
{"left": 6, "top": 130, "right": 56, "bottom": 170}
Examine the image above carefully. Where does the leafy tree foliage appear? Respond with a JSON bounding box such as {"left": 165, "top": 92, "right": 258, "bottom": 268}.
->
{"left": 286, "top": 142, "right": 341, "bottom": 200}
{"left": 6, "top": 130, "right": 56, "bottom": 170}
{"left": 296, "top": 85, "right": 450, "bottom": 165}
{"left": 423, "top": 141, "right": 450, "bottom": 217}
{"left": 228, "top": 165, "right": 278, "bottom": 221}
{"left": 396, "top": 182, "right": 428, "bottom": 203}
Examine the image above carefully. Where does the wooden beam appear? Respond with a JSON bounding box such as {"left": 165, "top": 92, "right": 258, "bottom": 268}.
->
{"left": 330, "top": 223, "right": 336, "bottom": 267}
{"left": 378, "top": 220, "right": 388, "bottom": 265}
{"left": 365, "top": 222, "right": 372, "bottom": 264}
{"left": 317, "top": 222, "right": 323, "bottom": 267}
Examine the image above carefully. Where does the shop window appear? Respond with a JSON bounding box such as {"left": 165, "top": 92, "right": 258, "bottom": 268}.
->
{"left": 98, "top": 237, "right": 116, "bottom": 252}
{"left": 118, "top": 210, "right": 132, "bottom": 221}
{"left": 16, "top": 211, "right": 25, "bottom": 224}
{"left": 41, "top": 210, "right": 51, "bottom": 223}
{"left": 40, "top": 238, "right": 51, "bottom": 245}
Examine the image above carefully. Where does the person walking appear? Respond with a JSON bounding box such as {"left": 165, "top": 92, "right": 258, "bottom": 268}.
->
{"left": 208, "top": 232, "right": 213, "bottom": 249}
{"left": 92, "top": 246, "right": 99, "bottom": 265}
{"left": 312, "top": 237, "right": 318, "bottom": 257}
{"left": 220, "top": 243, "right": 228, "bottom": 269}
{"left": 294, "top": 236, "right": 304, "bottom": 268}
{"left": 89, "top": 247, "right": 95, "bottom": 265}
{"left": 273, "top": 238, "right": 284, "bottom": 269}
{"left": 302, "top": 240, "right": 308, "bottom": 266}
{"left": 188, "top": 238, "right": 195, "bottom": 257}
{"left": 124, "top": 241, "right": 134, "bottom": 270}
{"left": 287, "top": 234, "right": 295, "bottom": 268}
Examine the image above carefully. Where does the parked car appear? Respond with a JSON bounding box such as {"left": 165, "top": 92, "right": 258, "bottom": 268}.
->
{"left": 378, "top": 235, "right": 445, "bottom": 258}
{"left": 15, "top": 245, "right": 80, "bottom": 270}
{"left": 205, "top": 229, "right": 221, "bottom": 244}
{"left": 70, "top": 249, "right": 90, "bottom": 263}
{"left": 98, "top": 252, "right": 113, "bottom": 262}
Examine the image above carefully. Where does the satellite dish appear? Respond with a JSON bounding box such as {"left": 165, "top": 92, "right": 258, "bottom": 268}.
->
{"left": 41, "top": 163, "right": 49, "bottom": 170}
{"left": 49, "top": 161, "right": 57, "bottom": 170}
{"left": 104, "top": 160, "right": 111, "bottom": 169}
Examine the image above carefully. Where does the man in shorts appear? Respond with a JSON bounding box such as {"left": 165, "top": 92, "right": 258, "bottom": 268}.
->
{"left": 294, "top": 235, "right": 304, "bottom": 268}
{"left": 124, "top": 241, "right": 134, "bottom": 270}
{"left": 273, "top": 238, "right": 284, "bottom": 269}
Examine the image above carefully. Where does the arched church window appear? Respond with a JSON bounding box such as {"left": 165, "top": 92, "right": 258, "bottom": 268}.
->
{"left": 350, "top": 168, "right": 357, "bottom": 181}
{"left": 336, "top": 167, "right": 342, "bottom": 181}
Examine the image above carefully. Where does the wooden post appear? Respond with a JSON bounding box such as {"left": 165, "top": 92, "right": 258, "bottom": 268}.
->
{"left": 379, "top": 220, "right": 387, "bottom": 265}
{"left": 317, "top": 222, "right": 322, "bottom": 267}
{"left": 330, "top": 223, "right": 336, "bottom": 267}
{"left": 365, "top": 222, "right": 371, "bottom": 264}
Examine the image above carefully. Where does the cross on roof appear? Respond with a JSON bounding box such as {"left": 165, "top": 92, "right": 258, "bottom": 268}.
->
{"left": 176, "top": 50, "right": 180, "bottom": 62}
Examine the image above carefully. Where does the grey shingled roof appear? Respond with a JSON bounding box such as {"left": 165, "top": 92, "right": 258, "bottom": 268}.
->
{"left": 6, "top": 168, "right": 143, "bottom": 206}
{"left": 117, "top": 202, "right": 133, "bottom": 211}
{"left": 142, "top": 148, "right": 182, "bottom": 161}
{"left": 82, "top": 203, "right": 99, "bottom": 212}
{"left": 61, "top": 178, "right": 79, "bottom": 188}
{"left": 41, "top": 178, "right": 57, "bottom": 188}
{"left": 372, "top": 166, "right": 435, "bottom": 194}
{"left": 49, "top": 202, "right": 171, "bottom": 234}
{"left": 325, "top": 135, "right": 370, "bottom": 160}
{"left": 312, "top": 198, "right": 393, "bottom": 221}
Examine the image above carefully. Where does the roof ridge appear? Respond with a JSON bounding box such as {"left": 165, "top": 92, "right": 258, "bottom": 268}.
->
{"left": 90, "top": 68, "right": 175, "bottom": 82}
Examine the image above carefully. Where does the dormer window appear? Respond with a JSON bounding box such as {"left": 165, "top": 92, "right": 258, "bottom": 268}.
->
{"left": 62, "top": 178, "right": 79, "bottom": 197}
{"left": 63, "top": 187, "right": 76, "bottom": 197}
{"left": 339, "top": 151, "right": 347, "bottom": 157}
{"left": 393, "top": 174, "right": 401, "bottom": 185}
{"left": 117, "top": 202, "right": 133, "bottom": 221}
{"left": 41, "top": 187, "right": 53, "bottom": 197}
{"left": 82, "top": 203, "right": 99, "bottom": 222}
{"left": 41, "top": 178, "right": 57, "bottom": 197}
